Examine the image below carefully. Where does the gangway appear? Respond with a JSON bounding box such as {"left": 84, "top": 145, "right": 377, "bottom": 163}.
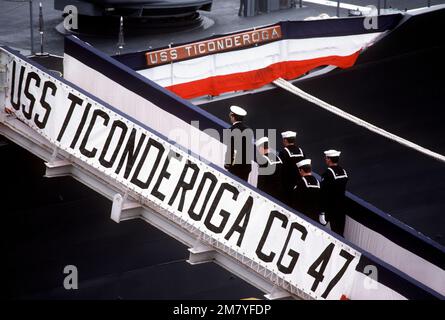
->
{"left": 0, "top": 41, "right": 443, "bottom": 300}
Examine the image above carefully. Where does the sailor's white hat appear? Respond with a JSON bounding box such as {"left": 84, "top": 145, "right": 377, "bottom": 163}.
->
{"left": 324, "top": 149, "right": 341, "bottom": 157}
{"left": 230, "top": 105, "right": 247, "bottom": 117}
{"left": 281, "top": 131, "right": 297, "bottom": 138}
{"left": 297, "top": 159, "right": 311, "bottom": 168}
{"left": 255, "top": 137, "right": 269, "bottom": 147}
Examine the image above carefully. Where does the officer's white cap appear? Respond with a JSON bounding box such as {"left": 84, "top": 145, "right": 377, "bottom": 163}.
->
{"left": 281, "top": 131, "right": 297, "bottom": 138}
{"left": 324, "top": 149, "right": 341, "bottom": 157}
{"left": 230, "top": 105, "right": 247, "bottom": 117}
{"left": 297, "top": 159, "right": 311, "bottom": 168}
{"left": 255, "top": 137, "right": 269, "bottom": 147}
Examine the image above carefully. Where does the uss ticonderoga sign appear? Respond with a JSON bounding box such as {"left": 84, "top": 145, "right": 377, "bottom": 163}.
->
{"left": 145, "top": 25, "right": 282, "bottom": 66}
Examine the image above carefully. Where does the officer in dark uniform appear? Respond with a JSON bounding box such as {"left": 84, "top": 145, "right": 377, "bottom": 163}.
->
{"left": 278, "top": 131, "right": 305, "bottom": 205}
{"left": 292, "top": 159, "right": 321, "bottom": 222}
{"left": 255, "top": 137, "right": 283, "bottom": 200}
{"left": 224, "top": 105, "right": 252, "bottom": 181}
{"left": 320, "top": 149, "right": 349, "bottom": 236}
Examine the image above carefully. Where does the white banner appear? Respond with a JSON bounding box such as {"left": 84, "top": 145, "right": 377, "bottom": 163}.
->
{"left": 139, "top": 33, "right": 381, "bottom": 88}
{"left": 5, "top": 52, "right": 369, "bottom": 300}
